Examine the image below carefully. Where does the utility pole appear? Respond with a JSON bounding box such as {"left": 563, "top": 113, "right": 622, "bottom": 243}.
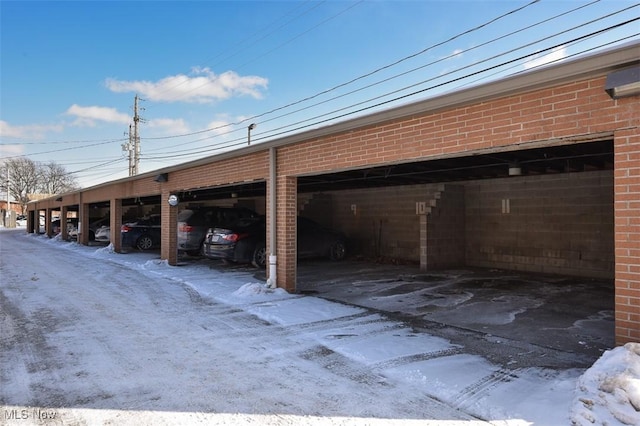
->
{"left": 128, "top": 124, "right": 134, "bottom": 176}
{"left": 122, "top": 95, "right": 143, "bottom": 177}
{"left": 133, "top": 95, "right": 141, "bottom": 175}
{"left": 6, "top": 167, "right": 10, "bottom": 220}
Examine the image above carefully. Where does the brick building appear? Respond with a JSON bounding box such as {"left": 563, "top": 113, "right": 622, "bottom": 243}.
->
{"left": 26, "top": 42, "right": 640, "bottom": 344}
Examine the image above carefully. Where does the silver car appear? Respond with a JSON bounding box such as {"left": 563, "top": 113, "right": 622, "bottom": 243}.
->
{"left": 94, "top": 225, "right": 110, "bottom": 243}
{"left": 177, "top": 207, "right": 258, "bottom": 256}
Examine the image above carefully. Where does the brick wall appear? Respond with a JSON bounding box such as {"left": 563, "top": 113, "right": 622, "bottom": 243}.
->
{"left": 277, "top": 77, "right": 626, "bottom": 178}
{"left": 614, "top": 128, "right": 640, "bottom": 344}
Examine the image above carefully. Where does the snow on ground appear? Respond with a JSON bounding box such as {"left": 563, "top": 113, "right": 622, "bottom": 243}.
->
{"left": 1, "top": 227, "right": 639, "bottom": 425}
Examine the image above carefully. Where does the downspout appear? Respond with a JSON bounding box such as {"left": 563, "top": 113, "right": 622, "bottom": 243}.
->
{"left": 266, "top": 147, "right": 278, "bottom": 289}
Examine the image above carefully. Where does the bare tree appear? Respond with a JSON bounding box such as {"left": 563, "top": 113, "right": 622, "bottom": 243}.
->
{"left": 38, "top": 162, "right": 79, "bottom": 195}
{"left": 1, "top": 158, "right": 78, "bottom": 214}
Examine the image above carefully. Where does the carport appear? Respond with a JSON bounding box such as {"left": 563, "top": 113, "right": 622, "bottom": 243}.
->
{"left": 25, "top": 42, "right": 639, "bottom": 345}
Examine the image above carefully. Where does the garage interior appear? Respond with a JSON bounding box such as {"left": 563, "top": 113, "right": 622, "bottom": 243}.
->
{"left": 288, "top": 138, "right": 616, "bottom": 365}
{"left": 296, "top": 139, "right": 614, "bottom": 277}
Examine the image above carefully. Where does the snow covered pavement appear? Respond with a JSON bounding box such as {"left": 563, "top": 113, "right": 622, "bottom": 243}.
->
{"left": 1, "top": 228, "right": 639, "bottom": 425}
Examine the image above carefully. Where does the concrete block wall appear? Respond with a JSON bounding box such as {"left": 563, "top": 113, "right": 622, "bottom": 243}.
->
{"left": 426, "top": 184, "right": 466, "bottom": 269}
{"left": 311, "top": 184, "right": 443, "bottom": 261}
{"left": 300, "top": 173, "right": 612, "bottom": 277}
{"left": 464, "top": 170, "right": 614, "bottom": 278}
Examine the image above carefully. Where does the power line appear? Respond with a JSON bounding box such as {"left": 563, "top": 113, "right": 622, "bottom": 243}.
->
{"left": 9, "top": 2, "right": 638, "bottom": 185}
{"left": 142, "top": 0, "right": 545, "bottom": 144}
{"left": 141, "top": 28, "right": 637, "bottom": 164}
{"left": 140, "top": 8, "right": 637, "bottom": 159}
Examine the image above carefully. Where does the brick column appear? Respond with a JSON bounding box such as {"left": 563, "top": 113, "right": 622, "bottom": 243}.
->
{"left": 60, "top": 206, "right": 68, "bottom": 240}
{"left": 27, "top": 210, "right": 34, "bottom": 234}
{"left": 110, "top": 198, "right": 123, "bottom": 253}
{"left": 160, "top": 189, "right": 178, "bottom": 266}
{"left": 614, "top": 128, "right": 640, "bottom": 345}
{"left": 276, "top": 176, "right": 297, "bottom": 292}
{"left": 78, "top": 200, "right": 90, "bottom": 245}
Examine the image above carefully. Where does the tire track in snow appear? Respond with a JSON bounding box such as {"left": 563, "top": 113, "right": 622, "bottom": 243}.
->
{"left": 448, "top": 367, "right": 521, "bottom": 409}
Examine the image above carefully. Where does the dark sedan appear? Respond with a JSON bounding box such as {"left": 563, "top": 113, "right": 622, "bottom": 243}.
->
{"left": 202, "top": 216, "right": 347, "bottom": 268}
{"left": 121, "top": 215, "right": 162, "bottom": 250}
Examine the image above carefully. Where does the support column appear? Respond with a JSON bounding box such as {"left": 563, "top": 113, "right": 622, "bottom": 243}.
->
{"left": 160, "top": 189, "right": 178, "bottom": 266}
{"left": 614, "top": 129, "right": 640, "bottom": 345}
{"left": 60, "top": 206, "right": 69, "bottom": 240}
{"left": 27, "top": 210, "right": 35, "bottom": 234}
{"left": 78, "top": 200, "right": 90, "bottom": 245}
{"left": 45, "top": 209, "right": 54, "bottom": 237}
{"left": 419, "top": 213, "right": 428, "bottom": 271}
{"left": 110, "top": 198, "right": 123, "bottom": 253}
{"left": 276, "top": 176, "right": 297, "bottom": 292}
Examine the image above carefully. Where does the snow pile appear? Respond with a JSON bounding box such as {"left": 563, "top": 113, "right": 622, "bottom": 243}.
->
{"left": 572, "top": 342, "right": 640, "bottom": 425}
{"left": 233, "top": 282, "right": 283, "bottom": 296}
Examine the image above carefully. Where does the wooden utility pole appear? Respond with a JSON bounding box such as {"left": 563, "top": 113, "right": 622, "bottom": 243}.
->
{"left": 132, "top": 95, "right": 140, "bottom": 175}
{"left": 122, "top": 95, "right": 142, "bottom": 177}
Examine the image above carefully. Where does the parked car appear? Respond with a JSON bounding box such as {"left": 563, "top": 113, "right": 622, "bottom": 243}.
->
{"left": 94, "top": 225, "right": 110, "bottom": 243}
{"left": 121, "top": 215, "right": 162, "bottom": 250}
{"left": 51, "top": 217, "right": 79, "bottom": 237}
{"left": 88, "top": 216, "right": 110, "bottom": 241}
{"left": 66, "top": 216, "right": 109, "bottom": 240}
{"left": 177, "top": 207, "right": 258, "bottom": 256}
{"left": 16, "top": 214, "right": 27, "bottom": 227}
{"left": 202, "top": 216, "right": 347, "bottom": 268}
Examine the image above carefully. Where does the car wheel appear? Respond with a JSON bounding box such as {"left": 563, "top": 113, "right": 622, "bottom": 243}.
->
{"left": 252, "top": 244, "right": 267, "bottom": 269}
{"left": 136, "top": 235, "right": 154, "bottom": 251}
{"left": 329, "top": 241, "right": 346, "bottom": 261}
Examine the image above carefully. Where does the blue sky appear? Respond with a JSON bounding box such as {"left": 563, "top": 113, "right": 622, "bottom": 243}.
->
{"left": 1, "top": 0, "right": 638, "bottom": 189}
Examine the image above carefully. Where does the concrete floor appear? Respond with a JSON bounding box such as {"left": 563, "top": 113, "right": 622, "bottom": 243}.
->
{"left": 293, "top": 260, "right": 615, "bottom": 369}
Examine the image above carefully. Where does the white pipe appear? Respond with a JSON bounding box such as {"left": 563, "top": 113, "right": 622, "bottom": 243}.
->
{"left": 267, "top": 255, "right": 277, "bottom": 289}
{"left": 266, "top": 147, "right": 277, "bottom": 289}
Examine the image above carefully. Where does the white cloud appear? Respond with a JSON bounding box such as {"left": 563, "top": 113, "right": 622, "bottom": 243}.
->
{"left": 104, "top": 67, "right": 269, "bottom": 103}
{"left": 0, "top": 120, "right": 63, "bottom": 140}
{"left": 205, "top": 119, "right": 232, "bottom": 137}
{"left": 147, "top": 118, "right": 190, "bottom": 135}
{"left": 523, "top": 46, "right": 567, "bottom": 70}
{"left": 65, "top": 104, "right": 131, "bottom": 127}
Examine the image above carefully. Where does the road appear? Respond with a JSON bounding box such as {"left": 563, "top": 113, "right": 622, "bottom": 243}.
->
{"left": 0, "top": 229, "right": 485, "bottom": 426}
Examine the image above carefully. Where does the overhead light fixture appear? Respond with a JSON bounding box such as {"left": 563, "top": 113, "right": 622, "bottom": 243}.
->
{"left": 508, "top": 162, "right": 522, "bottom": 176}
{"left": 154, "top": 173, "right": 168, "bottom": 183}
{"left": 248, "top": 123, "right": 257, "bottom": 145}
{"left": 605, "top": 65, "right": 640, "bottom": 99}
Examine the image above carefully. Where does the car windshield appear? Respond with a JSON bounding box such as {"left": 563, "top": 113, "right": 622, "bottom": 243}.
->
{"left": 177, "top": 210, "right": 194, "bottom": 221}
